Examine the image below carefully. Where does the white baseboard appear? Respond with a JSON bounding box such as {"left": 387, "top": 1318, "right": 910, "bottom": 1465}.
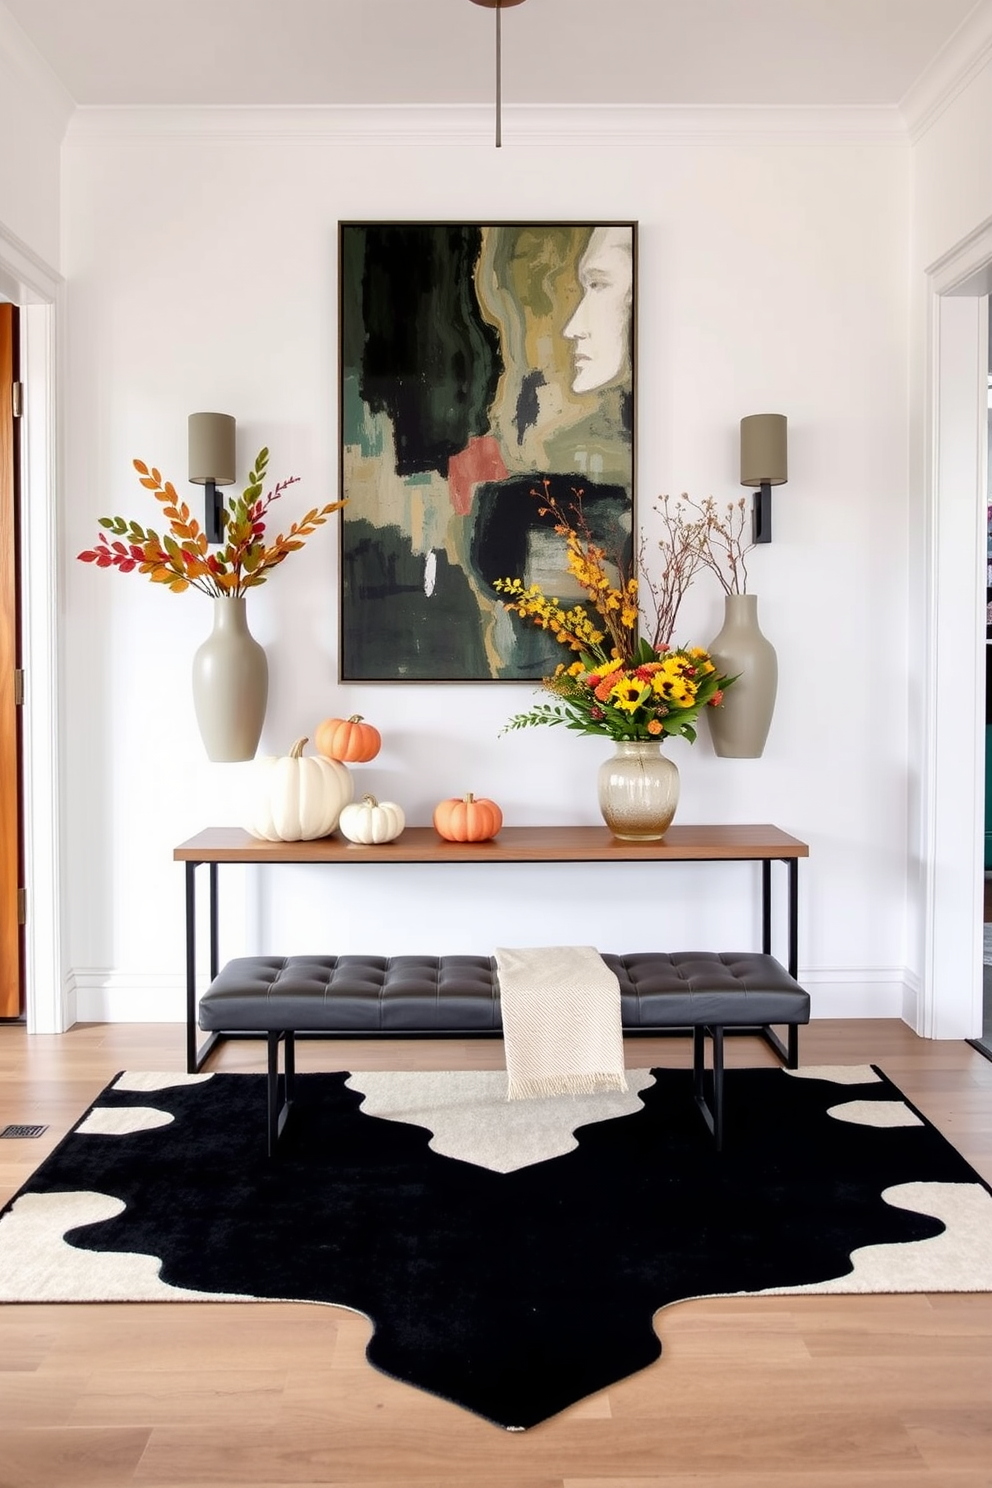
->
{"left": 63, "top": 976, "right": 77, "bottom": 1029}
{"left": 69, "top": 970, "right": 188, "bottom": 1024}
{"left": 798, "top": 969, "right": 907, "bottom": 1020}
{"left": 901, "top": 967, "right": 923, "bottom": 1031}
{"left": 68, "top": 964, "right": 913, "bottom": 1027}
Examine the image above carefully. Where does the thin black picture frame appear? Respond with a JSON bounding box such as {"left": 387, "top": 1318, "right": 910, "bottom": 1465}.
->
{"left": 338, "top": 220, "right": 636, "bottom": 682}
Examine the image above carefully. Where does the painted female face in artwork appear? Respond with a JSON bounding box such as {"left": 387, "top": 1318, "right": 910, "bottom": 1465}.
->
{"left": 562, "top": 225, "right": 633, "bottom": 394}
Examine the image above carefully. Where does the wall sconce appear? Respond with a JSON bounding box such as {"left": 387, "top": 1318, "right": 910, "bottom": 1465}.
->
{"left": 188, "top": 412, "right": 236, "bottom": 544}
{"left": 740, "top": 413, "right": 788, "bottom": 545}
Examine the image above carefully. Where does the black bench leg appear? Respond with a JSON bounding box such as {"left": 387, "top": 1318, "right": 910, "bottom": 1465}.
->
{"left": 711, "top": 1026, "right": 724, "bottom": 1150}
{"left": 266, "top": 1032, "right": 294, "bottom": 1158}
{"left": 284, "top": 1029, "right": 296, "bottom": 1100}
{"left": 759, "top": 1023, "right": 802, "bottom": 1066}
{"left": 787, "top": 1022, "right": 799, "bottom": 1069}
{"left": 267, "top": 1033, "right": 280, "bottom": 1157}
{"left": 693, "top": 1025, "right": 725, "bottom": 1150}
{"left": 766, "top": 1023, "right": 802, "bottom": 1069}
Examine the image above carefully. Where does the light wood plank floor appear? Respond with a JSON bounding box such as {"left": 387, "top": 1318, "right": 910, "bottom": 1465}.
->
{"left": 1, "top": 1019, "right": 991, "bottom": 1488}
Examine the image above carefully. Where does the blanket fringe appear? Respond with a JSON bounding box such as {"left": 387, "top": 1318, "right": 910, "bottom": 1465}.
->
{"left": 506, "top": 1070, "right": 629, "bottom": 1102}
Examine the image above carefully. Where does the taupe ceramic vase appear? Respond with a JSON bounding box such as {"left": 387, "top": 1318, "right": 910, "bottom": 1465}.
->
{"left": 191, "top": 597, "right": 268, "bottom": 762}
{"left": 597, "top": 740, "right": 680, "bottom": 841}
{"left": 705, "top": 593, "right": 777, "bottom": 758}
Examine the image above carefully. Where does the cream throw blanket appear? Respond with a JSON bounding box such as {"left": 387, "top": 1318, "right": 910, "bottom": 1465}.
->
{"left": 495, "top": 945, "right": 628, "bottom": 1101}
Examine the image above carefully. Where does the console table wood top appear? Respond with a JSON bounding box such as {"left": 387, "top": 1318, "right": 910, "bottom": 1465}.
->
{"left": 175, "top": 823, "right": 809, "bottom": 866}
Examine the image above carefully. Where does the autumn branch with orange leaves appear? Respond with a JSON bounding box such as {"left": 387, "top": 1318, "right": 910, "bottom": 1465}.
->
{"left": 78, "top": 447, "right": 346, "bottom": 598}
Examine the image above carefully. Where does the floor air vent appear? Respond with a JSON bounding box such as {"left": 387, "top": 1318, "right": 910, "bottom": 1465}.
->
{"left": 0, "top": 1124, "right": 48, "bottom": 1138}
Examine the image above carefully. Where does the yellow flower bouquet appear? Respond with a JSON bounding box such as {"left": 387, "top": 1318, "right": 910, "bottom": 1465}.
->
{"left": 497, "top": 482, "right": 736, "bottom": 743}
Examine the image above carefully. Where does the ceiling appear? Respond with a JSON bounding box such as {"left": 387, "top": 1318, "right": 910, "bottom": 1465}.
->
{"left": 1, "top": 0, "right": 983, "bottom": 110}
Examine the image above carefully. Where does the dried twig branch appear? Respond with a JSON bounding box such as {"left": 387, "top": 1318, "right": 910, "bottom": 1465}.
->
{"left": 678, "top": 493, "right": 754, "bottom": 597}
{"left": 642, "top": 493, "right": 710, "bottom": 648}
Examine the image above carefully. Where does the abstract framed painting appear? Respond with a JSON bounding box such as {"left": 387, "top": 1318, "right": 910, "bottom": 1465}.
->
{"left": 338, "top": 221, "right": 636, "bottom": 681}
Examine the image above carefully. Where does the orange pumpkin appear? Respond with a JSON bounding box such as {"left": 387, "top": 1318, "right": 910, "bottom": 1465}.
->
{"left": 314, "top": 714, "right": 381, "bottom": 764}
{"left": 433, "top": 792, "right": 503, "bottom": 843}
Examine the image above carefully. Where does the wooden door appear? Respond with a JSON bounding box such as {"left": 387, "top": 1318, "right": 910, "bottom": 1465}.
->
{"left": 0, "top": 303, "right": 22, "bottom": 1017}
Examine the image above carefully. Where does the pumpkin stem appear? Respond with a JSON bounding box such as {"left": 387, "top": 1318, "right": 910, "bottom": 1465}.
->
{"left": 290, "top": 738, "right": 308, "bottom": 758}
{"left": 464, "top": 792, "right": 475, "bottom": 803}
{"left": 348, "top": 714, "right": 364, "bottom": 723}
{"left": 361, "top": 794, "right": 379, "bottom": 807}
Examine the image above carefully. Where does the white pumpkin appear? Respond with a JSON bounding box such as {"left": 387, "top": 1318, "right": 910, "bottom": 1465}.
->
{"left": 244, "top": 737, "right": 354, "bottom": 841}
{"left": 338, "top": 793, "right": 405, "bottom": 845}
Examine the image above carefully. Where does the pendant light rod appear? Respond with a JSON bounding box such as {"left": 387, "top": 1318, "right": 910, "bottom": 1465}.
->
{"left": 468, "top": 0, "right": 527, "bottom": 149}
{"left": 496, "top": 0, "right": 501, "bottom": 147}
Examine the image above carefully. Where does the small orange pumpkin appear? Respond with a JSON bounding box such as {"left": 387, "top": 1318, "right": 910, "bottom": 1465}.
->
{"left": 433, "top": 792, "right": 503, "bottom": 843}
{"left": 314, "top": 714, "right": 381, "bottom": 764}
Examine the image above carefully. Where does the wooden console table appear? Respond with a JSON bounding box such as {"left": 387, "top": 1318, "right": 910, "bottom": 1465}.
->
{"left": 175, "top": 824, "right": 808, "bottom": 1075}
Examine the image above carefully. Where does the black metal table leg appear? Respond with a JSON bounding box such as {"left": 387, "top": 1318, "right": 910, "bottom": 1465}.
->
{"left": 760, "top": 855, "right": 801, "bottom": 977}
{"left": 185, "top": 861, "right": 198, "bottom": 1074}
{"left": 209, "top": 862, "right": 219, "bottom": 980}
{"left": 787, "top": 856, "right": 799, "bottom": 979}
{"left": 185, "top": 857, "right": 223, "bottom": 1074}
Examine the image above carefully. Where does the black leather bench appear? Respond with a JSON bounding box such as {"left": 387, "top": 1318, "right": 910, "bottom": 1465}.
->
{"left": 198, "top": 951, "right": 810, "bottom": 1154}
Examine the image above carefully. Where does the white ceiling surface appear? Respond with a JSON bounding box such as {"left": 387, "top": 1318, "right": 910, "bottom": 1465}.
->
{"left": 1, "top": 0, "right": 983, "bottom": 110}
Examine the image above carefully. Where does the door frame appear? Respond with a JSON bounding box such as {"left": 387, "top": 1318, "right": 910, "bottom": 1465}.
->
{"left": 918, "top": 217, "right": 992, "bottom": 1039}
{"left": 0, "top": 222, "right": 64, "bottom": 1034}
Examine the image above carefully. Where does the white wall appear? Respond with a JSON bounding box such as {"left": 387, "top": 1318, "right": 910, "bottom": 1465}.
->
{"left": 60, "top": 120, "right": 911, "bottom": 1022}
{"left": 912, "top": 76, "right": 992, "bottom": 274}
{"left": 0, "top": 8, "right": 68, "bottom": 271}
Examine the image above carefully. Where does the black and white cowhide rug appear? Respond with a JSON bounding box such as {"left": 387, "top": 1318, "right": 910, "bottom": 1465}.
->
{"left": 2, "top": 1064, "right": 991, "bottom": 1430}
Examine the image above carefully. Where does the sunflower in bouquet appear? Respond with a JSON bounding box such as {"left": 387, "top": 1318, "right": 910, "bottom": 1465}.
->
{"left": 495, "top": 481, "right": 735, "bottom": 743}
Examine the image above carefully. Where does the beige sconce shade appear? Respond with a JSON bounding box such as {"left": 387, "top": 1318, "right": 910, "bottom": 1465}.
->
{"left": 188, "top": 412, "right": 236, "bottom": 487}
{"left": 740, "top": 413, "right": 788, "bottom": 544}
{"left": 188, "top": 412, "right": 236, "bottom": 543}
{"left": 740, "top": 414, "right": 787, "bottom": 487}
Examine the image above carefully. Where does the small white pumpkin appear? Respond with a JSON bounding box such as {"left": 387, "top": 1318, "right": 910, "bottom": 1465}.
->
{"left": 244, "top": 737, "right": 354, "bottom": 842}
{"left": 338, "top": 793, "right": 405, "bottom": 845}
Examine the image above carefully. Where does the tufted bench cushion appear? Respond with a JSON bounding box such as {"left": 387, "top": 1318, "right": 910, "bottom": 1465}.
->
{"left": 197, "top": 951, "right": 810, "bottom": 1033}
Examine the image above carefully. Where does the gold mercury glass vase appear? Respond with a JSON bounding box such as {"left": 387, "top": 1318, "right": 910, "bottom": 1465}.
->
{"left": 597, "top": 739, "right": 680, "bottom": 842}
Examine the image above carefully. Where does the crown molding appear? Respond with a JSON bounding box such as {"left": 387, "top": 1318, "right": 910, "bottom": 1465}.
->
{"left": 900, "top": 0, "right": 992, "bottom": 143}
{"left": 0, "top": 1, "right": 75, "bottom": 134}
{"left": 64, "top": 102, "right": 909, "bottom": 148}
